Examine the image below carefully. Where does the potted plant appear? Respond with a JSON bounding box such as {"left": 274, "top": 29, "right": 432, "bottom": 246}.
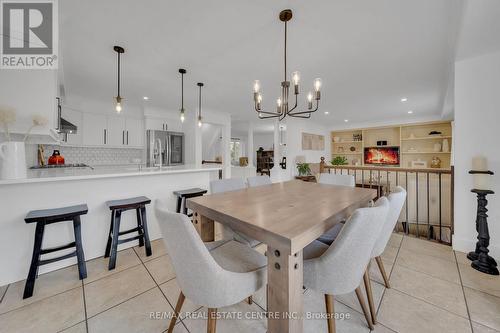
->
{"left": 296, "top": 162, "right": 311, "bottom": 176}
{"left": 331, "top": 156, "right": 348, "bottom": 166}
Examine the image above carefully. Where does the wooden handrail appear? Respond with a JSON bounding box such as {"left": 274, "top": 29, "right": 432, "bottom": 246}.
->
{"left": 319, "top": 157, "right": 452, "bottom": 174}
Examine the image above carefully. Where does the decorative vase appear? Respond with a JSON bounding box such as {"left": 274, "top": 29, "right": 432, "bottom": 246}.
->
{"left": 433, "top": 142, "right": 442, "bottom": 152}
{"left": 442, "top": 139, "right": 449, "bottom": 153}
{"left": 0, "top": 141, "right": 27, "bottom": 179}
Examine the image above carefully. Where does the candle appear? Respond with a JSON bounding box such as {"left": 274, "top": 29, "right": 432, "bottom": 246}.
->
{"left": 472, "top": 156, "right": 487, "bottom": 171}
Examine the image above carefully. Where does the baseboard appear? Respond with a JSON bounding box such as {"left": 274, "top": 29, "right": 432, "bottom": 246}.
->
{"left": 452, "top": 235, "right": 500, "bottom": 259}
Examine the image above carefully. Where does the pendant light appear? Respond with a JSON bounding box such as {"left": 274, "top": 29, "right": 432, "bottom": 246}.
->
{"left": 179, "top": 69, "right": 186, "bottom": 122}
{"left": 197, "top": 82, "right": 204, "bottom": 127}
{"left": 113, "top": 46, "right": 125, "bottom": 113}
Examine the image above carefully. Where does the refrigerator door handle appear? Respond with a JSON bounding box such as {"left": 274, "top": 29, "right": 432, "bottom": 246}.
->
{"left": 166, "top": 134, "right": 171, "bottom": 166}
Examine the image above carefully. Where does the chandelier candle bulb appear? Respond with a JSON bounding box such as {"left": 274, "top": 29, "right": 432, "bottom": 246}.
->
{"left": 307, "top": 92, "right": 313, "bottom": 109}
{"left": 253, "top": 80, "right": 260, "bottom": 93}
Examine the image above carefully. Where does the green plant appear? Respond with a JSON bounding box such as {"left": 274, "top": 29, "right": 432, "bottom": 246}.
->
{"left": 296, "top": 163, "right": 311, "bottom": 176}
{"left": 331, "top": 156, "right": 348, "bottom": 165}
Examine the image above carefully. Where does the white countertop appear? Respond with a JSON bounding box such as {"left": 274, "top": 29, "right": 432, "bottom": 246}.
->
{"left": 0, "top": 164, "right": 223, "bottom": 185}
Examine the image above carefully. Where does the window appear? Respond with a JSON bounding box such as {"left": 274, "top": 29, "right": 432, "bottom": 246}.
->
{"left": 230, "top": 140, "right": 241, "bottom": 165}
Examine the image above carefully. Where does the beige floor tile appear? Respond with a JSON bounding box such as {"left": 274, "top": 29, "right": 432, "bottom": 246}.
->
{"left": 372, "top": 323, "right": 398, "bottom": 333}
{"left": 455, "top": 251, "right": 471, "bottom": 265}
{"left": 388, "top": 233, "right": 404, "bottom": 248}
{"left": 369, "top": 257, "right": 394, "bottom": 286}
{"left": 84, "top": 248, "right": 141, "bottom": 284}
{"left": 381, "top": 245, "right": 399, "bottom": 263}
{"left": 60, "top": 321, "right": 87, "bottom": 333}
{"left": 459, "top": 263, "right": 500, "bottom": 298}
{"left": 144, "top": 254, "right": 176, "bottom": 285}
{"left": 88, "top": 287, "right": 178, "bottom": 333}
{"left": 400, "top": 236, "right": 455, "bottom": 262}
{"left": 0, "top": 287, "right": 85, "bottom": 333}
{"left": 134, "top": 239, "right": 167, "bottom": 262}
{"left": 378, "top": 288, "right": 472, "bottom": 333}
{"left": 465, "top": 287, "right": 500, "bottom": 331}
{"left": 159, "top": 278, "right": 203, "bottom": 319}
{"left": 396, "top": 248, "right": 460, "bottom": 284}
{"left": 472, "top": 322, "right": 500, "bottom": 333}
{"left": 303, "top": 288, "right": 371, "bottom": 333}
{"left": 390, "top": 264, "right": 468, "bottom": 317}
{"left": 0, "top": 265, "right": 82, "bottom": 314}
{"left": 336, "top": 278, "right": 385, "bottom": 315}
{"left": 182, "top": 301, "right": 267, "bottom": 333}
{"left": 84, "top": 264, "right": 156, "bottom": 317}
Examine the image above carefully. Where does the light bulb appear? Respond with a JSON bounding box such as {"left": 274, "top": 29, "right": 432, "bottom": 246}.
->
{"left": 257, "top": 94, "right": 262, "bottom": 103}
{"left": 198, "top": 116, "right": 202, "bottom": 127}
{"left": 307, "top": 92, "right": 313, "bottom": 102}
{"left": 292, "top": 71, "right": 300, "bottom": 85}
{"left": 180, "top": 111, "right": 185, "bottom": 123}
{"left": 253, "top": 80, "right": 260, "bottom": 93}
{"left": 115, "top": 102, "right": 122, "bottom": 113}
{"left": 314, "top": 78, "right": 322, "bottom": 92}
{"left": 277, "top": 98, "right": 282, "bottom": 107}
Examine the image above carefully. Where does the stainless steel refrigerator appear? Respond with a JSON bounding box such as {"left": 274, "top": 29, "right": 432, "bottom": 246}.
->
{"left": 146, "top": 130, "right": 184, "bottom": 167}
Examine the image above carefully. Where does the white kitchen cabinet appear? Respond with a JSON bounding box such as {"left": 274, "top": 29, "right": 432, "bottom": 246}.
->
{"left": 145, "top": 116, "right": 182, "bottom": 132}
{"left": 125, "top": 118, "right": 143, "bottom": 147}
{"left": 82, "top": 113, "right": 107, "bottom": 145}
{"left": 106, "top": 116, "right": 126, "bottom": 146}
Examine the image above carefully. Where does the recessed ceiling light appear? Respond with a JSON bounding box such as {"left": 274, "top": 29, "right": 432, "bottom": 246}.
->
{"left": 344, "top": 119, "right": 349, "bottom": 122}
{"left": 143, "top": 96, "right": 149, "bottom": 100}
{"left": 324, "top": 111, "right": 329, "bottom": 115}
{"left": 407, "top": 110, "right": 413, "bottom": 114}
{"left": 401, "top": 97, "right": 408, "bottom": 102}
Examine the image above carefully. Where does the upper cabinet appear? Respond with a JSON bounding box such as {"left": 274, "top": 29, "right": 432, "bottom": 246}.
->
{"left": 82, "top": 113, "right": 107, "bottom": 146}
{"left": 125, "top": 118, "right": 144, "bottom": 147}
{"left": 81, "top": 113, "right": 143, "bottom": 148}
{"left": 0, "top": 70, "right": 57, "bottom": 137}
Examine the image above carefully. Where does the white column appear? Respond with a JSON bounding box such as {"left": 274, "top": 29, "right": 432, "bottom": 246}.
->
{"left": 247, "top": 122, "right": 254, "bottom": 167}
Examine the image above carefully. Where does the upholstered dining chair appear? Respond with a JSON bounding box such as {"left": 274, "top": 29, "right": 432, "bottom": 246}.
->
{"left": 316, "top": 173, "right": 356, "bottom": 245}
{"left": 302, "top": 198, "right": 389, "bottom": 332}
{"left": 318, "top": 173, "right": 355, "bottom": 187}
{"left": 155, "top": 203, "right": 267, "bottom": 333}
{"left": 247, "top": 175, "right": 272, "bottom": 187}
{"left": 210, "top": 178, "right": 261, "bottom": 248}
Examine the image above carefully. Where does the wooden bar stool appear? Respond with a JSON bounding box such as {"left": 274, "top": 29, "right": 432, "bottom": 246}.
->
{"left": 173, "top": 188, "right": 207, "bottom": 216}
{"left": 24, "top": 204, "right": 88, "bottom": 299}
{"left": 105, "top": 196, "right": 152, "bottom": 270}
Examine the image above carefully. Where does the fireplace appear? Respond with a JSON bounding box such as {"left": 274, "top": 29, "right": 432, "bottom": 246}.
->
{"left": 364, "top": 147, "right": 400, "bottom": 166}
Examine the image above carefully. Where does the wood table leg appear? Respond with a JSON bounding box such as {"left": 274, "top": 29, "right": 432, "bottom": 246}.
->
{"left": 267, "top": 246, "right": 303, "bottom": 333}
{"left": 192, "top": 211, "right": 215, "bottom": 242}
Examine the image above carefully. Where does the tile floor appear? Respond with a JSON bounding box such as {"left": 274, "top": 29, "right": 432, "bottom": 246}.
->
{"left": 0, "top": 234, "right": 499, "bottom": 333}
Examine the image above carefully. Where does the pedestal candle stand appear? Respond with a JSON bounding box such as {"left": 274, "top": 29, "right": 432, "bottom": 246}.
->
{"left": 467, "top": 170, "right": 499, "bottom": 275}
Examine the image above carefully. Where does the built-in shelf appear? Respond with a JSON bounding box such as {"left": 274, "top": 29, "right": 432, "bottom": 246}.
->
{"left": 332, "top": 152, "right": 362, "bottom": 155}
{"left": 401, "top": 136, "right": 452, "bottom": 141}
{"left": 332, "top": 141, "right": 363, "bottom": 144}
{"left": 402, "top": 151, "right": 451, "bottom": 154}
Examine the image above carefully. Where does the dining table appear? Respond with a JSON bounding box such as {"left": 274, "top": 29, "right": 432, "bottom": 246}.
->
{"left": 187, "top": 179, "right": 377, "bottom": 333}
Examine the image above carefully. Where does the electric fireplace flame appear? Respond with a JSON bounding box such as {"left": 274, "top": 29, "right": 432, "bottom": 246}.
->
{"left": 364, "top": 147, "right": 400, "bottom": 165}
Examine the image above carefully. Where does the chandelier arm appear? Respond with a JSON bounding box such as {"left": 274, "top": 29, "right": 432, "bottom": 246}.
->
{"left": 259, "top": 113, "right": 281, "bottom": 119}
{"left": 289, "top": 113, "right": 311, "bottom": 119}
{"left": 288, "top": 100, "right": 319, "bottom": 116}
{"left": 287, "top": 94, "right": 299, "bottom": 113}
{"left": 254, "top": 101, "right": 282, "bottom": 116}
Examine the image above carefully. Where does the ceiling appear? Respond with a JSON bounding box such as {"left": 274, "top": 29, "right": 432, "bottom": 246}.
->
{"left": 60, "top": 0, "right": 464, "bottom": 126}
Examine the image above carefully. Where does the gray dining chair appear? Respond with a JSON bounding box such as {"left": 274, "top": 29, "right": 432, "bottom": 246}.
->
{"left": 303, "top": 197, "right": 389, "bottom": 332}
{"left": 210, "top": 178, "right": 261, "bottom": 248}
{"left": 247, "top": 175, "right": 272, "bottom": 187}
{"left": 155, "top": 203, "right": 267, "bottom": 333}
{"left": 316, "top": 173, "right": 356, "bottom": 245}
{"left": 318, "top": 173, "right": 355, "bottom": 187}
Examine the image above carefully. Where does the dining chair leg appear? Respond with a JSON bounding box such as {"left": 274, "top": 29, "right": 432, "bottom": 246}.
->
{"left": 207, "top": 308, "right": 217, "bottom": 333}
{"left": 167, "top": 292, "right": 185, "bottom": 333}
{"left": 247, "top": 296, "right": 253, "bottom": 305}
{"left": 375, "top": 256, "right": 391, "bottom": 288}
{"left": 355, "top": 286, "right": 374, "bottom": 330}
{"left": 363, "top": 269, "right": 376, "bottom": 324}
{"left": 324, "top": 294, "right": 336, "bottom": 333}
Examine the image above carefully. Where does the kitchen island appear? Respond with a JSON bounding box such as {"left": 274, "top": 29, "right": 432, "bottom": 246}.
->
{"left": 0, "top": 164, "right": 222, "bottom": 286}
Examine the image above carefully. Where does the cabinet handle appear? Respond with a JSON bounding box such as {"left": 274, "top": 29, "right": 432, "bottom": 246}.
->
{"left": 122, "top": 130, "right": 125, "bottom": 145}
{"left": 104, "top": 129, "right": 107, "bottom": 144}
{"left": 127, "top": 131, "right": 129, "bottom": 145}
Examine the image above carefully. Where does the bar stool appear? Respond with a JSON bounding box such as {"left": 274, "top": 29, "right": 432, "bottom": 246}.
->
{"left": 173, "top": 188, "right": 207, "bottom": 216}
{"left": 24, "top": 204, "right": 88, "bottom": 299}
{"left": 105, "top": 196, "right": 152, "bottom": 270}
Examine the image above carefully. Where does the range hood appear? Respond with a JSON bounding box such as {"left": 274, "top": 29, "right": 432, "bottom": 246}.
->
{"left": 56, "top": 97, "right": 77, "bottom": 135}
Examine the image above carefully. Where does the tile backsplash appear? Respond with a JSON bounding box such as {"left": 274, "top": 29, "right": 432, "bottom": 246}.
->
{"left": 29, "top": 144, "right": 143, "bottom": 166}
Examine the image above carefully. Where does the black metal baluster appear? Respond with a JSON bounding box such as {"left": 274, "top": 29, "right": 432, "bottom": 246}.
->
{"left": 427, "top": 172, "right": 430, "bottom": 240}
{"left": 416, "top": 172, "right": 419, "bottom": 238}
{"left": 438, "top": 173, "right": 442, "bottom": 243}
{"left": 386, "top": 171, "right": 390, "bottom": 194}
{"left": 405, "top": 172, "right": 409, "bottom": 234}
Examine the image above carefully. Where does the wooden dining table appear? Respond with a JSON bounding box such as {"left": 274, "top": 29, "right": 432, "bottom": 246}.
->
{"left": 187, "top": 180, "right": 377, "bottom": 333}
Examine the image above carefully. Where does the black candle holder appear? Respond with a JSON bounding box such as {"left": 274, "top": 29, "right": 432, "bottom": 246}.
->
{"left": 467, "top": 170, "right": 498, "bottom": 275}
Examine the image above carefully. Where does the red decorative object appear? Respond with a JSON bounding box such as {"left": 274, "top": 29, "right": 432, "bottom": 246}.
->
{"left": 48, "top": 150, "right": 65, "bottom": 165}
{"left": 364, "top": 147, "right": 399, "bottom": 166}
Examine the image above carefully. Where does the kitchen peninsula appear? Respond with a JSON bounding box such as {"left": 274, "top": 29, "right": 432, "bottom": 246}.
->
{"left": 0, "top": 164, "right": 222, "bottom": 286}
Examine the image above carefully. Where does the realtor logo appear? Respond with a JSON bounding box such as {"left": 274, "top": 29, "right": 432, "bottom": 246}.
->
{"left": 1, "top": 0, "right": 58, "bottom": 69}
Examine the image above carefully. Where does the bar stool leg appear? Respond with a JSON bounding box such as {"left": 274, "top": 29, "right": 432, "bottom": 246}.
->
{"left": 140, "top": 206, "right": 152, "bottom": 257}
{"left": 104, "top": 210, "right": 114, "bottom": 258}
{"left": 136, "top": 208, "right": 145, "bottom": 247}
{"left": 182, "top": 198, "right": 188, "bottom": 216}
{"left": 73, "top": 216, "right": 87, "bottom": 280}
{"left": 176, "top": 197, "right": 182, "bottom": 214}
{"left": 108, "top": 210, "right": 122, "bottom": 270}
{"left": 24, "top": 222, "right": 45, "bottom": 299}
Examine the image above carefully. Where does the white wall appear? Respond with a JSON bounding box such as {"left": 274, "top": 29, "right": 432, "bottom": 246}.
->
{"left": 201, "top": 123, "right": 222, "bottom": 161}
{"left": 454, "top": 50, "right": 500, "bottom": 257}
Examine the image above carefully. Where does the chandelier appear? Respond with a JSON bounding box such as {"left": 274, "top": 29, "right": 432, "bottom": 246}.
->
{"left": 253, "top": 9, "right": 322, "bottom": 120}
